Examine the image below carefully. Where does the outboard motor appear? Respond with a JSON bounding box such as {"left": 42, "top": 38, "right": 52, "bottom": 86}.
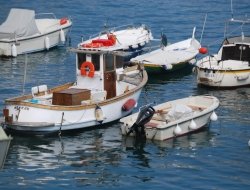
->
{"left": 127, "top": 105, "right": 155, "bottom": 141}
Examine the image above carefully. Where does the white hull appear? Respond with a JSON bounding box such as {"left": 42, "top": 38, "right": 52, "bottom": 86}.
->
{"left": 196, "top": 56, "right": 250, "bottom": 88}
{"left": 0, "top": 9, "right": 72, "bottom": 57}
{"left": 132, "top": 38, "right": 200, "bottom": 66}
{"left": 78, "top": 24, "right": 153, "bottom": 51}
{"left": 0, "top": 27, "right": 71, "bottom": 56}
{"left": 120, "top": 95, "right": 219, "bottom": 141}
{"left": 5, "top": 89, "right": 142, "bottom": 133}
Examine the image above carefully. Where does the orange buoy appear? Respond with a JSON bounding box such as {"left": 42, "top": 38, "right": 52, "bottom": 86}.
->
{"left": 80, "top": 61, "right": 95, "bottom": 78}
{"left": 60, "top": 18, "right": 68, "bottom": 25}
{"left": 199, "top": 47, "right": 208, "bottom": 54}
{"left": 122, "top": 99, "right": 136, "bottom": 111}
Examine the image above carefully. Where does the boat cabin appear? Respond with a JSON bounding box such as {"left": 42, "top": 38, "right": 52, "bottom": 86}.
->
{"left": 219, "top": 36, "right": 250, "bottom": 62}
{"left": 75, "top": 49, "right": 131, "bottom": 100}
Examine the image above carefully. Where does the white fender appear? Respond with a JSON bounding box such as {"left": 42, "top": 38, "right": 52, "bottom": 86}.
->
{"left": 189, "top": 119, "right": 197, "bottom": 130}
{"left": 11, "top": 44, "right": 17, "bottom": 57}
{"left": 174, "top": 124, "right": 182, "bottom": 135}
{"left": 132, "top": 44, "right": 138, "bottom": 49}
{"left": 45, "top": 36, "right": 50, "bottom": 50}
{"left": 210, "top": 111, "right": 218, "bottom": 121}
{"left": 95, "top": 105, "right": 104, "bottom": 124}
{"left": 60, "top": 29, "right": 65, "bottom": 43}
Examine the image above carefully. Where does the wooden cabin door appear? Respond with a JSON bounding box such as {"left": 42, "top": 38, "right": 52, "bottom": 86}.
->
{"left": 104, "top": 54, "right": 116, "bottom": 99}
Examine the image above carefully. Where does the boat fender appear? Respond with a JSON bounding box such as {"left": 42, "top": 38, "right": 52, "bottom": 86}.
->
{"left": 174, "top": 124, "right": 182, "bottom": 136}
{"left": 95, "top": 105, "right": 104, "bottom": 124}
{"left": 199, "top": 47, "right": 208, "bottom": 54}
{"left": 80, "top": 61, "right": 95, "bottom": 78}
{"left": 122, "top": 99, "right": 136, "bottom": 111}
{"left": 11, "top": 44, "right": 17, "bottom": 57}
{"left": 162, "top": 64, "right": 173, "bottom": 70}
{"left": 189, "top": 119, "right": 197, "bottom": 130}
{"left": 45, "top": 36, "right": 50, "bottom": 50}
{"left": 60, "top": 29, "right": 65, "bottom": 43}
{"left": 210, "top": 111, "right": 218, "bottom": 121}
{"left": 132, "top": 44, "right": 138, "bottom": 49}
{"left": 60, "top": 18, "right": 68, "bottom": 25}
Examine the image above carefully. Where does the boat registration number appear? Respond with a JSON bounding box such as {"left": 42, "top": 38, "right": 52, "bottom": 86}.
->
{"left": 204, "top": 72, "right": 215, "bottom": 78}
{"left": 14, "top": 106, "right": 29, "bottom": 111}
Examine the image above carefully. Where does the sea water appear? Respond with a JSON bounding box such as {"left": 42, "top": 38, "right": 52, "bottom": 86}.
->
{"left": 0, "top": 0, "right": 250, "bottom": 189}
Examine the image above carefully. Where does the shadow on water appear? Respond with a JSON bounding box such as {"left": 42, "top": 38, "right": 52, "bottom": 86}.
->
{"left": 122, "top": 126, "right": 217, "bottom": 150}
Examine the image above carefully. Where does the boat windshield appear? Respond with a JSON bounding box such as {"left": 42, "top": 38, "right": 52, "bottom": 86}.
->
{"left": 222, "top": 44, "right": 250, "bottom": 62}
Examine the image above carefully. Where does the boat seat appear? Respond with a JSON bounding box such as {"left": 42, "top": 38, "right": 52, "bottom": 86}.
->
{"left": 31, "top": 85, "right": 52, "bottom": 100}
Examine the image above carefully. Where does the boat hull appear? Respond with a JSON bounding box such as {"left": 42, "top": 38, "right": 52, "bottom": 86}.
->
{"left": 121, "top": 111, "right": 213, "bottom": 141}
{"left": 144, "top": 61, "right": 190, "bottom": 74}
{"left": 120, "top": 95, "right": 219, "bottom": 141}
{"left": 3, "top": 89, "right": 142, "bottom": 134}
{"left": 0, "top": 25, "right": 71, "bottom": 57}
{"left": 196, "top": 58, "right": 250, "bottom": 88}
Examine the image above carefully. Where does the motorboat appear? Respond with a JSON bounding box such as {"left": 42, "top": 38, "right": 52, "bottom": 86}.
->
{"left": 120, "top": 95, "right": 219, "bottom": 141}
{"left": 0, "top": 8, "right": 72, "bottom": 57}
{"left": 1, "top": 46, "right": 147, "bottom": 134}
{"left": 0, "top": 126, "right": 12, "bottom": 169}
{"left": 78, "top": 24, "right": 153, "bottom": 52}
{"left": 195, "top": 17, "right": 250, "bottom": 88}
{"left": 130, "top": 27, "right": 201, "bottom": 73}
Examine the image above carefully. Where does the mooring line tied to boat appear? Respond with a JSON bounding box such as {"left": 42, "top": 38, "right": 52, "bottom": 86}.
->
{"left": 59, "top": 112, "right": 64, "bottom": 136}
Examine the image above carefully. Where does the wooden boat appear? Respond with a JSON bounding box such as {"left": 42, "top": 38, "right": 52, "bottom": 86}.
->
{"left": 195, "top": 17, "right": 250, "bottom": 88}
{"left": 78, "top": 24, "right": 153, "bottom": 52}
{"left": 0, "top": 8, "right": 72, "bottom": 57}
{"left": 130, "top": 27, "right": 201, "bottom": 73}
{"left": 120, "top": 95, "right": 219, "bottom": 141}
{"left": 1, "top": 47, "right": 147, "bottom": 134}
{"left": 0, "top": 126, "right": 12, "bottom": 169}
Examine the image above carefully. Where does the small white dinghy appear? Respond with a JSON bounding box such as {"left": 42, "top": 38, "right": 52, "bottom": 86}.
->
{"left": 0, "top": 126, "right": 12, "bottom": 169}
{"left": 130, "top": 27, "right": 201, "bottom": 73}
{"left": 120, "top": 95, "right": 219, "bottom": 141}
{"left": 78, "top": 24, "right": 153, "bottom": 52}
{"left": 0, "top": 8, "right": 72, "bottom": 57}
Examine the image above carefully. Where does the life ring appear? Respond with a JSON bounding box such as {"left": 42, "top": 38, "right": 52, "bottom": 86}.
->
{"left": 80, "top": 61, "right": 95, "bottom": 78}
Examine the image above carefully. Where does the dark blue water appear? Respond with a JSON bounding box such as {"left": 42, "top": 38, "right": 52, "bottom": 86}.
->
{"left": 1, "top": 0, "right": 250, "bottom": 189}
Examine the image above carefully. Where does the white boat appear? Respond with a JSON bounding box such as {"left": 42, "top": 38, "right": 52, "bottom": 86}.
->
{"left": 195, "top": 17, "right": 250, "bottom": 88}
{"left": 0, "top": 127, "right": 12, "bottom": 169}
{"left": 120, "top": 95, "right": 219, "bottom": 141}
{"left": 130, "top": 27, "right": 201, "bottom": 73}
{"left": 78, "top": 24, "right": 153, "bottom": 52}
{"left": 1, "top": 47, "right": 147, "bottom": 134}
{"left": 0, "top": 8, "right": 72, "bottom": 57}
